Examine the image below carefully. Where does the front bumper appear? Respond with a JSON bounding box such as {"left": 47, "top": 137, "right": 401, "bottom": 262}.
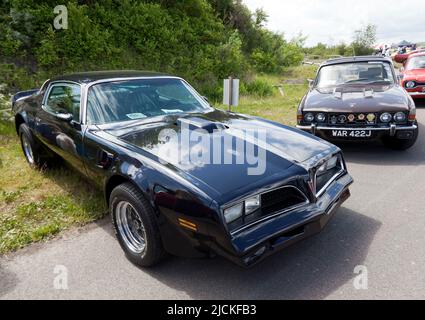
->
{"left": 408, "top": 91, "right": 425, "bottom": 98}
{"left": 296, "top": 123, "right": 418, "bottom": 138}
{"left": 213, "top": 173, "right": 353, "bottom": 267}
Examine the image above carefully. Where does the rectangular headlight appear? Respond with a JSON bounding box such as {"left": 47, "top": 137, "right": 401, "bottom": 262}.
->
{"left": 224, "top": 203, "right": 243, "bottom": 224}
{"left": 245, "top": 195, "right": 261, "bottom": 215}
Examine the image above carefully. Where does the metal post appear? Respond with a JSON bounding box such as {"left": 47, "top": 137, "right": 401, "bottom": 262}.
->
{"left": 228, "top": 76, "right": 233, "bottom": 112}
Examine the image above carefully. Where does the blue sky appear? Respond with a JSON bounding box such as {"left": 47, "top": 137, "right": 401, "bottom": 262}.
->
{"left": 244, "top": 0, "right": 425, "bottom": 46}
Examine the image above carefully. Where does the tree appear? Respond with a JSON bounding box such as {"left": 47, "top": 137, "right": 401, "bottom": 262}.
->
{"left": 352, "top": 24, "right": 376, "bottom": 56}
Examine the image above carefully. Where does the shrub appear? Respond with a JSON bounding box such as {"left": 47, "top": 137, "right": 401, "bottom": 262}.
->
{"left": 245, "top": 79, "right": 275, "bottom": 97}
{"left": 0, "top": 0, "right": 305, "bottom": 94}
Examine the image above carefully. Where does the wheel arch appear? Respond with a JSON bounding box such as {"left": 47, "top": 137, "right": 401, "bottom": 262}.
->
{"left": 104, "top": 174, "right": 145, "bottom": 208}
{"left": 15, "top": 113, "right": 26, "bottom": 135}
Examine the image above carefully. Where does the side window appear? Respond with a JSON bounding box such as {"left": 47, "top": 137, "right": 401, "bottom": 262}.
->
{"left": 45, "top": 84, "right": 81, "bottom": 121}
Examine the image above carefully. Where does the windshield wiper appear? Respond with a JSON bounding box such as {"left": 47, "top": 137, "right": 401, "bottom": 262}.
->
{"left": 344, "top": 78, "right": 370, "bottom": 84}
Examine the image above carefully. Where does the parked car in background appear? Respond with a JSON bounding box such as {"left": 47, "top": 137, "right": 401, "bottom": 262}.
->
{"left": 297, "top": 56, "right": 418, "bottom": 150}
{"left": 394, "top": 48, "right": 425, "bottom": 65}
{"left": 12, "top": 71, "right": 353, "bottom": 267}
{"left": 400, "top": 52, "right": 425, "bottom": 99}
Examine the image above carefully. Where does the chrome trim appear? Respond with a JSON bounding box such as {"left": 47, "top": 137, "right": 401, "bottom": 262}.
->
{"left": 228, "top": 185, "right": 310, "bottom": 236}
{"left": 21, "top": 134, "right": 34, "bottom": 164}
{"left": 296, "top": 124, "right": 418, "bottom": 131}
{"left": 311, "top": 123, "right": 317, "bottom": 135}
{"left": 390, "top": 124, "right": 396, "bottom": 136}
{"left": 315, "top": 154, "right": 345, "bottom": 198}
{"left": 42, "top": 81, "right": 83, "bottom": 122}
{"left": 115, "top": 201, "right": 147, "bottom": 254}
{"left": 408, "top": 92, "right": 425, "bottom": 96}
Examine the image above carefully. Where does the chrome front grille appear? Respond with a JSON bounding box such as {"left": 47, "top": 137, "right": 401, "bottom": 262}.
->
{"left": 328, "top": 113, "right": 377, "bottom": 126}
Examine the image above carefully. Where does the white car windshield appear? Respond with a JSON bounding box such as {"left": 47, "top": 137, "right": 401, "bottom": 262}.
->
{"left": 316, "top": 62, "right": 395, "bottom": 88}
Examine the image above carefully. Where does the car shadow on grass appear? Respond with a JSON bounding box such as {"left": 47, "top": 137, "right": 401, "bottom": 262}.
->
{"left": 136, "top": 207, "right": 381, "bottom": 300}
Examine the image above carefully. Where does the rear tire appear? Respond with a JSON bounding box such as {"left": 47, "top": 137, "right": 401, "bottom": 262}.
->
{"left": 382, "top": 126, "right": 418, "bottom": 150}
{"left": 110, "top": 182, "right": 165, "bottom": 267}
{"left": 19, "top": 123, "right": 51, "bottom": 168}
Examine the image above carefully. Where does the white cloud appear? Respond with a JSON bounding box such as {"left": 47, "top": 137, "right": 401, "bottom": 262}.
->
{"left": 243, "top": 0, "right": 425, "bottom": 46}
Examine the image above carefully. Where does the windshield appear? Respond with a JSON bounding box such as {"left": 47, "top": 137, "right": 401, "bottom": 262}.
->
{"left": 316, "top": 62, "right": 395, "bottom": 88}
{"left": 87, "top": 78, "right": 211, "bottom": 124}
{"left": 406, "top": 56, "right": 425, "bottom": 70}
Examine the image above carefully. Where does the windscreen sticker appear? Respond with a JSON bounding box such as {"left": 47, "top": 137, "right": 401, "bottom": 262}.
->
{"left": 162, "top": 109, "right": 184, "bottom": 114}
{"left": 126, "top": 113, "right": 147, "bottom": 119}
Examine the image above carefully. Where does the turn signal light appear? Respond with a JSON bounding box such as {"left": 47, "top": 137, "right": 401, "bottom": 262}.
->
{"left": 178, "top": 218, "right": 197, "bottom": 232}
{"left": 408, "top": 114, "right": 416, "bottom": 121}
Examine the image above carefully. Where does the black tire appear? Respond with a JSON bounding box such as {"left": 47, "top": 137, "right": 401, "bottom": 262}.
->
{"left": 19, "top": 123, "right": 46, "bottom": 168}
{"left": 110, "top": 182, "right": 165, "bottom": 267}
{"left": 382, "top": 126, "right": 419, "bottom": 151}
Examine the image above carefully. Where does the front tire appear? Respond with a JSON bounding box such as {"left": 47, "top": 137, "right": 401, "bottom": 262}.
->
{"left": 382, "top": 126, "right": 419, "bottom": 150}
{"left": 110, "top": 182, "right": 165, "bottom": 267}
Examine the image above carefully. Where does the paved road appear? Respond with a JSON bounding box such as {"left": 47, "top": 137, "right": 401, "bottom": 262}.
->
{"left": 1, "top": 103, "right": 425, "bottom": 300}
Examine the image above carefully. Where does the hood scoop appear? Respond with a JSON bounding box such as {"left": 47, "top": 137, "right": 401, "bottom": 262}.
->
{"left": 333, "top": 88, "right": 343, "bottom": 99}
{"left": 177, "top": 117, "right": 228, "bottom": 133}
{"left": 332, "top": 87, "right": 375, "bottom": 99}
{"left": 363, "top": 88, "right": 374, "bottom": 98}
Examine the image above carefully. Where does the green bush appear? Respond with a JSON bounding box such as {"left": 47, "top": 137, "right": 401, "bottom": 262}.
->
{"left": 0, "top": 0, "right": 304, "bottom": 94}
{"left": 245, "top": 79, "right": 275, "bottom": 97}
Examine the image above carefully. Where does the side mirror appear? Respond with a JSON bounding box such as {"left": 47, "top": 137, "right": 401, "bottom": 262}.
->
{"left": 56, "top": 112, "right": 73, "bottom": 122}
{"left": 307, "top": 79, "right": 315, "bottom": 89}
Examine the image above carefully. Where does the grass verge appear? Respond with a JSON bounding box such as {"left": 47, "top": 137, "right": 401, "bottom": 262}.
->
{"left": 0, "top": 120, "right": 105, "bottom": 254}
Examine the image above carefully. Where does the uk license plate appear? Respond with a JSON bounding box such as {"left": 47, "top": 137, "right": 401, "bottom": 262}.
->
{"left": 331, "top": 130, "right": 372, "bottom": 138}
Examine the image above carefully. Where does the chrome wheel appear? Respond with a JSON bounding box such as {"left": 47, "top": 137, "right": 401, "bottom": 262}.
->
{"left": 22, "top": 134, "right": 34, "bottom": 164}
{"left": 115, "top": 201, "right": 147, "bottom": 254}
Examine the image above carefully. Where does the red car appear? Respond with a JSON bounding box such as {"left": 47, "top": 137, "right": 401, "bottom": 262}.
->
{"left": 394, "top": 49, "right": 425, "bottom": 65}
{"left": 400, "top": 52, "right": 425, "bottom": 99}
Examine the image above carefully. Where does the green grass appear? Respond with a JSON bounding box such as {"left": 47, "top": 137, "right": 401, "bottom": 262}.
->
{"left": 0, "top": 65, "right": 316, "bottom": 254}
{"left": 0, "top": 121, "right": 105, "bottom": 254}
{"left": 220, "top": 65, "right": 318, "bottom": 126}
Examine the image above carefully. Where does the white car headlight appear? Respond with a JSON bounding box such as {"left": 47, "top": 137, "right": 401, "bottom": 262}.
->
{"left": 406, "top": 81, "right": 416, "bottom": 89}
{"left": 380, "top": 112, "right": 392, "bottom": 123}
{"left": 224, "top": 203, "right": 243, "bottom": 224}
{"left": 316, "top": 113, "right": 326, "bottom": 122}
{"left": 245, "top": 195, "right": 261, "bottom": 215}
{"left": 394, "top": 112, "right": 406, "bottom": 122}
{"left": 304, "top": 113, "right": 315, "bottom": 122}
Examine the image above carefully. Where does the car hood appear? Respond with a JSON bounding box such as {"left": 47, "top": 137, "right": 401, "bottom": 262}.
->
{"left": 403, "top": 69, "right": 425, "bottom": 82}
{"left": 303, "top": 84, "right": 410, "bottom": 113}
{"left": 100, "top": 110, "right": 335, "bottom": 201}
